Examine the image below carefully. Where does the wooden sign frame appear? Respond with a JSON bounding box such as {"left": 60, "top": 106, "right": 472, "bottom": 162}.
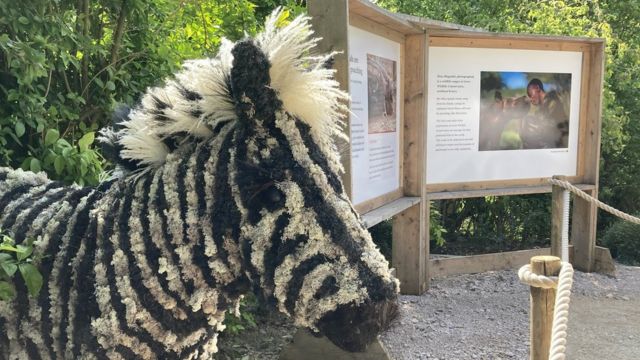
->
{"left": 309, "top": 0, "right": 430, "bottom": 294}
{"left": 420, "top": 29, "right": 605, "bottom": 276}
{"left": 309, "top": 0, "right": 608, "bottom": 295}
{"left": 424, "top": 33, "right": 604, "bottom": 195}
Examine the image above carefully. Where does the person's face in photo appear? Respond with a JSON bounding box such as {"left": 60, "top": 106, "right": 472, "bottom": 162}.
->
{"left": 527, "top": 84, "right": 544, "bottom": 105}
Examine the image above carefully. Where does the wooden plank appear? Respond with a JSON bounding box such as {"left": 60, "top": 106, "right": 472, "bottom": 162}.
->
{"left": 572, "top": 42, "right": 605, "bottom": 272}
{"left": 428, "top": 31, "right": 604, "bottom": 45}
{"left": 349, "top": 13, "right": 405, "bottom": 44}
{"left": 593, "top": 246, "right": 616, "bottom": 277}
{"left": 398, "top": 31, "right": 406, "bottom": 192}
{"left": 426, "top": 175, "right": 583, "bottom": 193}
{"left": 398, "top": 15, "right": 483, "bottom": 32}
{"left": 429, "top": 36, "right": 588, "bottom": 51}
{"left": 576, "top": 46, "right": 591, "bottom": 180}
{"left": 391, "top": 32, "right": 429, "bottom": 295}
{"left": 427, "top": 183, "right": 596, "bottom": 200}
{"left": 308, "top": 0, "right": 353, "bottom": 198}
{"left": 550, "top": 176, "right": 568, "bottom": 258}
{"left": 393, "top": 203, "right": 427, "bottom": 294}
{"left": 354, "top": 188, "right": 404, "bottom": 215}
{"left": 348, "top": 0, "right": 422, "bottom": 35}
{"left": 403, "top": 33, "right": 427, "bottom": 196}
{"left": 360, "top": 196, "right": 421, "bottom": 228}
{"left": 429, "top": 248, "right": 552, "bottom": 278}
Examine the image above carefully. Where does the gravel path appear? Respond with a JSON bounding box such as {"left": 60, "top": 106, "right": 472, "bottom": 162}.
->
{"left": 216, "top": 263, "right": 640, "bottom": 359}
{"left": 380, "top": 264, "right": 640, "bottom": 360}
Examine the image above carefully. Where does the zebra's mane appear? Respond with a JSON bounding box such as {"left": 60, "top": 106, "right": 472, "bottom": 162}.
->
{"left": 99, "top": 9, "right": 349, "bottom": 176}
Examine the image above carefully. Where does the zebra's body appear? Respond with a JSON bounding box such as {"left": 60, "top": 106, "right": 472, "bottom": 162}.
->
{"left": 0, "top": 10, "right": 399, "bottom": 359}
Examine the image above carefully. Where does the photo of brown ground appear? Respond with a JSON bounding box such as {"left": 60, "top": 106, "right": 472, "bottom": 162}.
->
{"left": 367, "top": 53, "right": 397, "bottom": 134}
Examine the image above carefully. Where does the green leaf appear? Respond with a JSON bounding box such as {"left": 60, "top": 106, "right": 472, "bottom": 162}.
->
{"left": 0, "top": 244, "right": 18, "bottom": 252}
{"left": 45, "top": 129, "right": 60, "bottom": 146}
{"left": 0, "top": 281, "right": 15, "bottom": 301}
{"left": 19, "top": 263, "right": 43, "bottom": 298}
{"left": 57, "top": 138, "right": 71, "bottom": 148}
{"left": 16, "top": 244, "right": 33, "bottom": 261}
{"left": 54, "top": 156, "right": 65, "bottom": 175}
{"left": 105, "top": 81, "right": 115, "bottom": 91}
{"left": 80, "top": 158, "right": 88, "bottom": 176}
{"left": 0, "top": 261, "right": 17, "bottom": 277}
{"left": 78, "top": 132, "right": 94, "bottom": 151}
{"left": 30, "top": 158, "right": 42, "bottom": 173}
{"left": 18, "top": 17, "right": 29, "bottom": 25}
{"left": 15, "top": 121, "right": 25, "bottom": 137}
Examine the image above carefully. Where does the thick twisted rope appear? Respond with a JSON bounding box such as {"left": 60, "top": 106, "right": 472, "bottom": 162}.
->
{"left": 548, "top": 262, "right": 574, "bottom": 360}
{"left": 548, "top": 178, "right": 640, "bottom": 224}
{"left": 518, "top": 262, "right": 574, "bottom": 360}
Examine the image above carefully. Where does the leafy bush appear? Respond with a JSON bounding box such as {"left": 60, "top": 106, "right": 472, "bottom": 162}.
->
{"left": 223, "top": 294, "right": 258, "bottom": 335}
{"left": 369, "top": 220, "right": 392, "bottom": 263}
{"left": 1, "top": 0, "right": 302, "bottom": 185}
{"left": 601, "top": 217, "right": 640, "bottom": 265}
{"left": 0, "top": 229, "right": 42, "bottom": 301}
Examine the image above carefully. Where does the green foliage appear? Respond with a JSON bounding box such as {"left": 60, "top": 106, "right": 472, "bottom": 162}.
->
{"left": 0, "top": 229, "right": 43, "bottom": 301}
{"left": 223, "top": 294, "right": 258, "bottom": 335}
{"left": 601, "top": 217, "right": 640, "bottom": 265}
{"left": 0, "top": 0, "right": 304, "bottom": 185}
{"left": 368, "top": 205, "right": 447, "bottom": 264}
{"left": 432, "top": 195, "right": 551, "bottom": 254}
{"left": 369, "top": 220, "right": 392, "bottom": 263}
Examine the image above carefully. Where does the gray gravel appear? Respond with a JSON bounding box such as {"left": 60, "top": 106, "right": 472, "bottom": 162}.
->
{"left": 217, "top": 263, "right": 640, "bottom": 359}
{"left": 380, "top": 264, "right": 640, "bottom": 360}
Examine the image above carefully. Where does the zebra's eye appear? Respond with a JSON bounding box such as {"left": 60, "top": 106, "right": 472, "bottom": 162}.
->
{"left": 248, "top": 181, "right": 283, "bottom": 206}
{"left": 265, "top": 185, "right": 282, "bottom": 203}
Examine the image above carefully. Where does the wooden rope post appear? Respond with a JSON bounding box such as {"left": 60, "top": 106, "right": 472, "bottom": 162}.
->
{"left": 550, "top": 175, "right": 567, "bottom": 259}
{"left": 529, "top": 255, "right": 562, "bottom": 360}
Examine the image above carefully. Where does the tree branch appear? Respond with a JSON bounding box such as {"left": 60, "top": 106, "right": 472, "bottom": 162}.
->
{"left": 110, "top": 0, "right": 129, "bottom": 66}
{"left": 81, "top": 0, "right": 90, "bottom": 93}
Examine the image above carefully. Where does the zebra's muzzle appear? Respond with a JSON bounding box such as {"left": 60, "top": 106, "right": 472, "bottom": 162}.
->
{"left": 316, "top": 298, "right": 399, "bottom": 352}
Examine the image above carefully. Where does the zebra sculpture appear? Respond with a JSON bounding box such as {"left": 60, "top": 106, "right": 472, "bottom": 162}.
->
{"left": 0, "top": 10, "right": 399, "bottom": 359}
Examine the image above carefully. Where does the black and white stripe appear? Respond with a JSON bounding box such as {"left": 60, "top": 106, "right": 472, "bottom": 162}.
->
{"left": 0, "top": 9, "right": 398, "bottom": 359}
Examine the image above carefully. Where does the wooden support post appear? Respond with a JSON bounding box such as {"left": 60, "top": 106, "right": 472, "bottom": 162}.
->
{"left": 308, "top": 0, "right": 352, "bottom": 198}
{"left": 393, "top": 203, "right": 428, "bottom": 294}
{"left": 392, "top": 32, "right": 429, "bottom": 295}
{"left": 571, "top": 189, "right": 597, "bottom": 272}
{"left": 550, "top": 175, "right": 566, "bottom": 258}
{"left": 529, "top": 255, "right": 562, "bottom": 360}
{"left": 572, "top": 41, "right": 605, "bottom": 272}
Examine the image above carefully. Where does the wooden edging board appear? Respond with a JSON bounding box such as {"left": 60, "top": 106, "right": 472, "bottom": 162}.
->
{"left": 430, "top": 245, "right": 615, "bottom": 279}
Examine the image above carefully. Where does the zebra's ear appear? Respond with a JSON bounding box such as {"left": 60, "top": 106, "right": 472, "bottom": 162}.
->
{"left": 229, "top": 40, "right": 281, "bottom": 123}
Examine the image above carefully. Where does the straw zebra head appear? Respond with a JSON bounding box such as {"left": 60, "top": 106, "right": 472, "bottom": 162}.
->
{"left": 99, "top": 9, "right": 399, "bottom": 352}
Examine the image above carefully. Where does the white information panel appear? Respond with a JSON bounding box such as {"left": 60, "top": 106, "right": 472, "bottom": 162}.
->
{"left": 427, "top": 47, "right": 582, "bottom": 184}
{"left": 348, "top": 25, "right": 401, "bottom": 204}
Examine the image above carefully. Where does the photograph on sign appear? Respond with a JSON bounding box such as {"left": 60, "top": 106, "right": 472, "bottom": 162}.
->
{"left": 426, "top": 46, "right": 582, "bottom": 185}
{"left": 367, "top": 54, "right": 398, "bottom": 135}
{"left": 479, "top": 72, "right": 571, "bottom": 151}
{"left": 348, "top": 25, "right": 401, "bottom": 204}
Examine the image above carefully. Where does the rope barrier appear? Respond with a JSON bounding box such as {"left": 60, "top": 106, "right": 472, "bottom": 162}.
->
{"left": 517, "top": 178, "right": 633, "bottom": 359}
{"left": 549, "top": 262, "right": 574, "bottom": 360}
{"left": 548, "top": 178, "right": 640, "bottom": 224}
{"left": 518, "top": 262, "right": 574, "bottom": 360}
